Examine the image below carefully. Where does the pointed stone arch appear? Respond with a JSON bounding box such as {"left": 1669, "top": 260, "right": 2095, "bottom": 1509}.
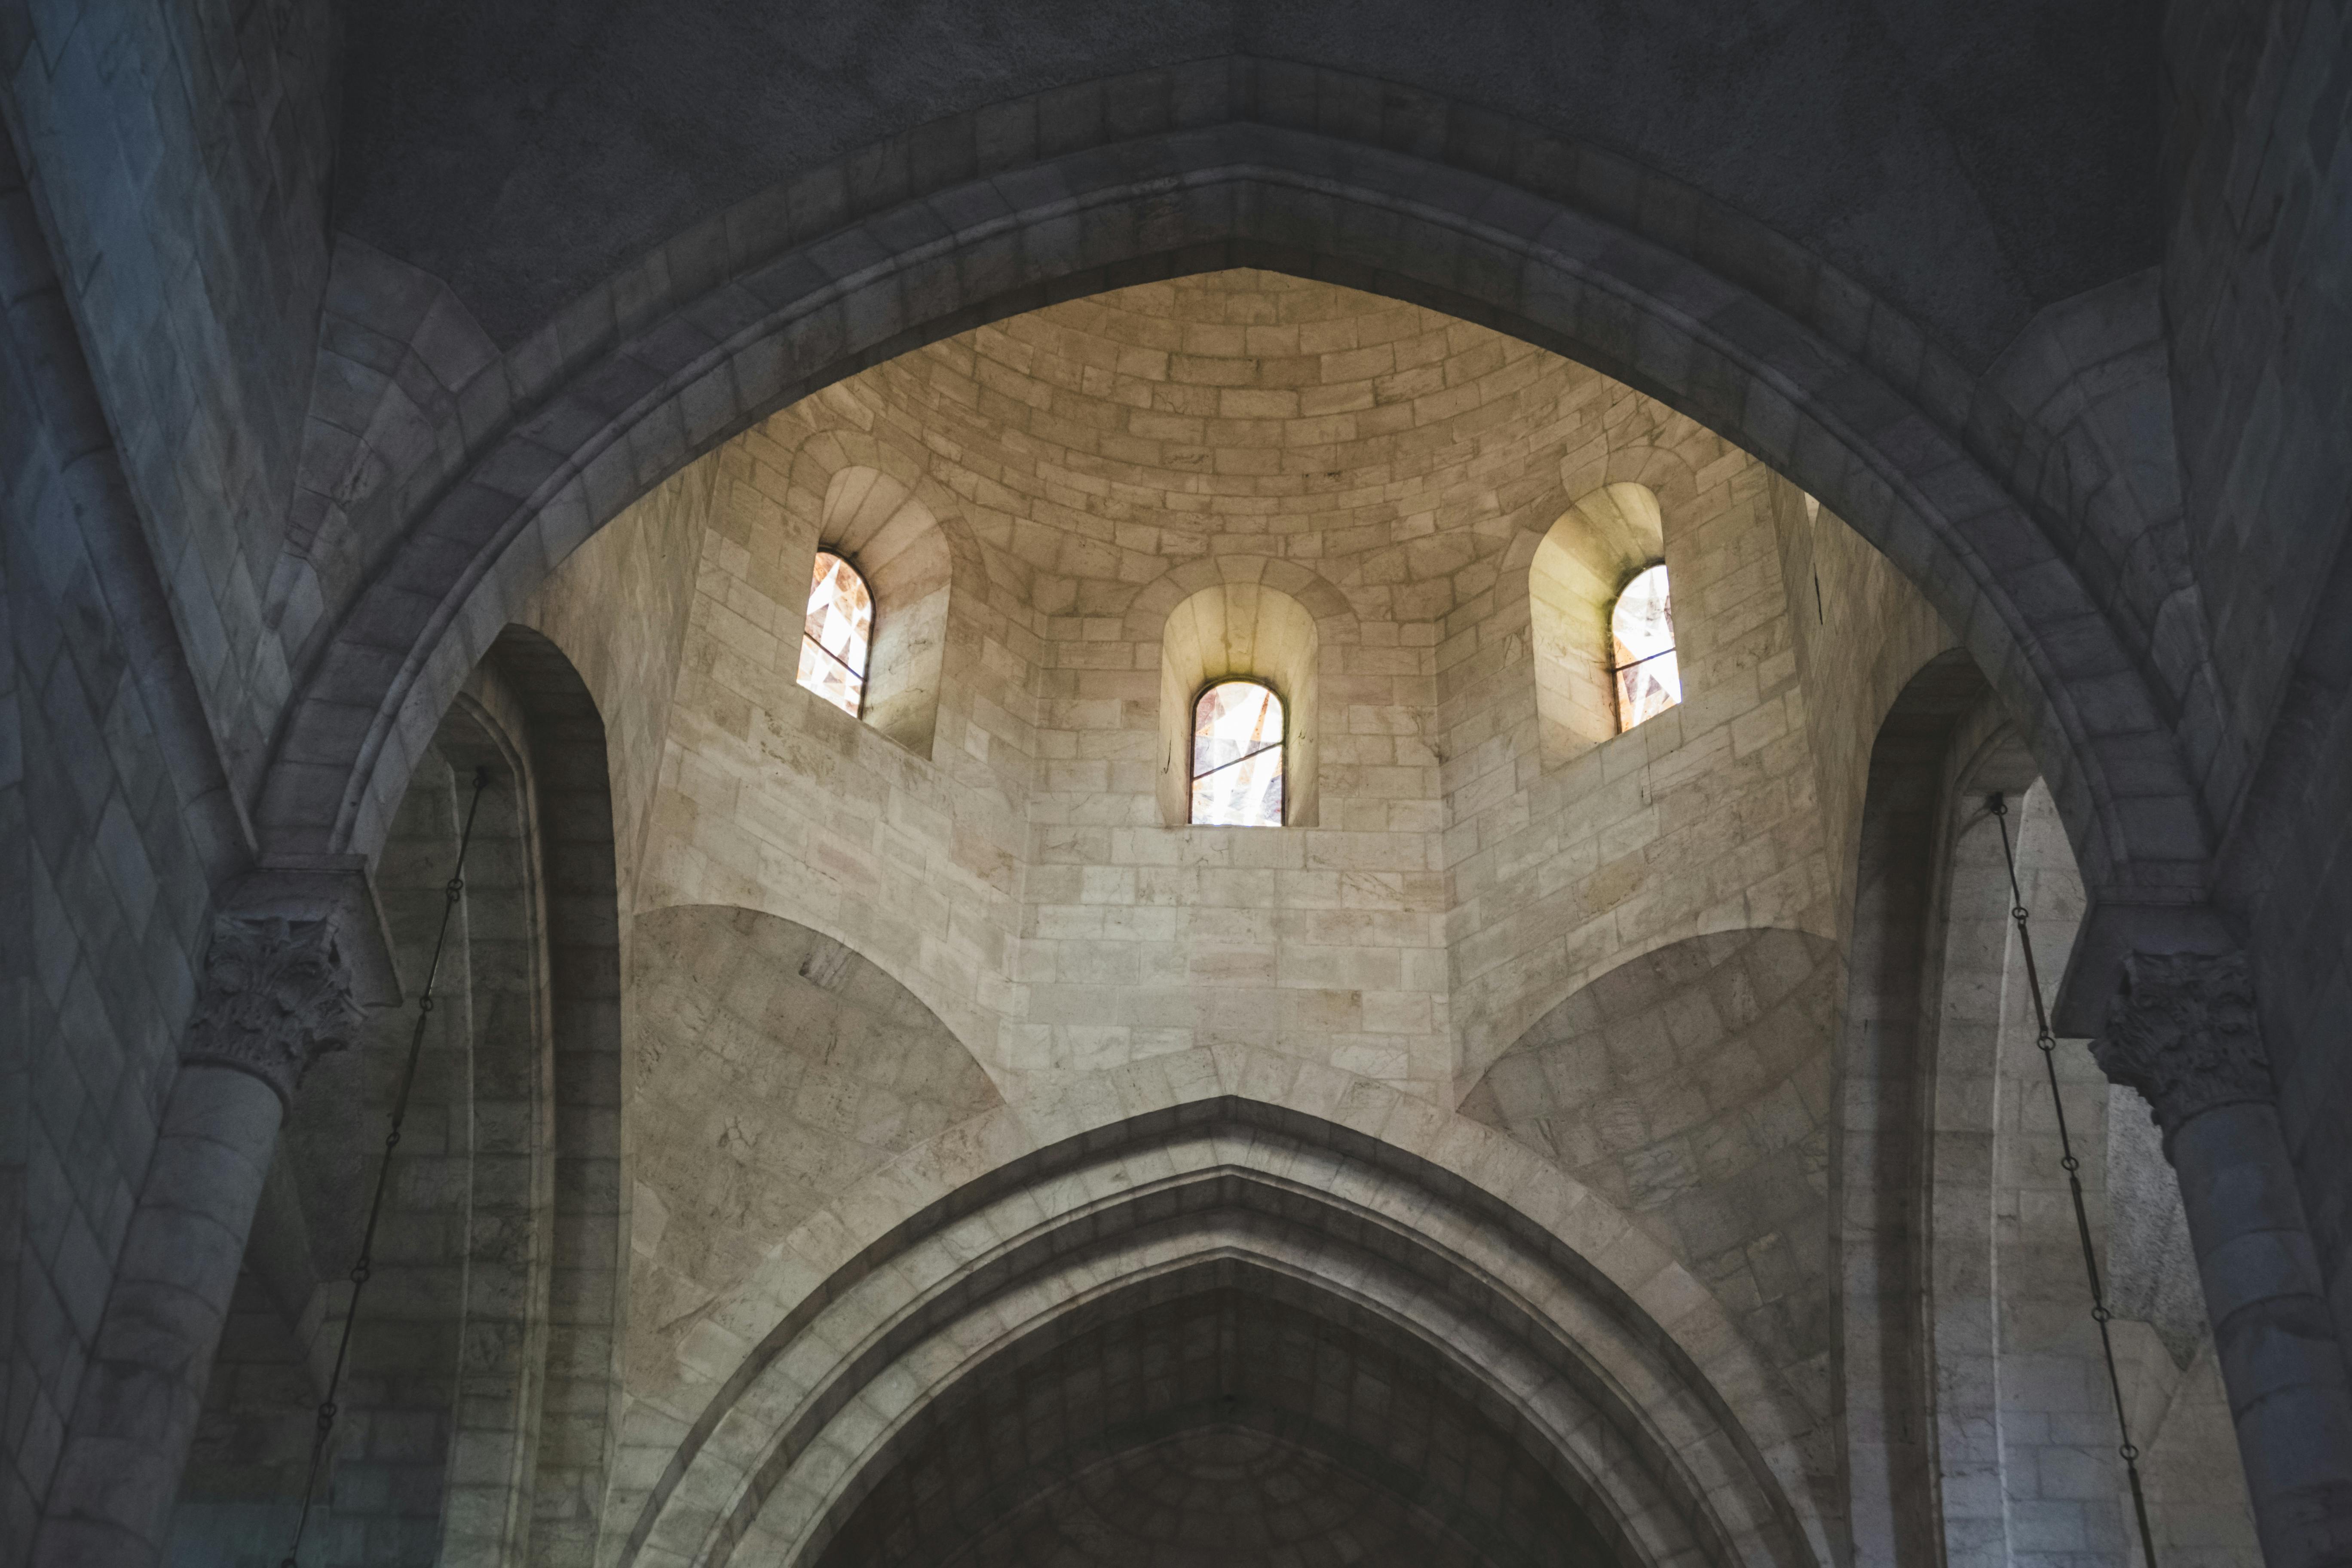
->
{"left": 614, "top": 1093, "right": 1831, "bottom": 1568}
{"left": 252, "top": 70, "right": 2210, "bottom": 992}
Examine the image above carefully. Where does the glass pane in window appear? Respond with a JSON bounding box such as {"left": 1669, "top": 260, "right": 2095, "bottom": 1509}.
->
{"left": 1611, "top": 564, "right": 1681, "bottom": 730}
{"left": 1190, "top": 681, "right": 1285, "bottom": 827}
{"left": 798, "top": 551, "right": 872, "bottom": 717}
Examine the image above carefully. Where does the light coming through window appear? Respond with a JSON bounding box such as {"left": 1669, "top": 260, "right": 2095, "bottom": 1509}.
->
{"left": 1190, "top": 680, "right": 1285, "bottom": 827}
{"left": 1611, "top": 563, "right": 1681, "bottom": 731}
{"left": 798, "top": 551, "right": 873, "bottom": 717}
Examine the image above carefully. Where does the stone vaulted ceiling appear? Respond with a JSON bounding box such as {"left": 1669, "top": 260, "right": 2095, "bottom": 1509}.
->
{"left": 812, "top": 1285, "right": 1625, "bottom": 1568}
{"left": 6, "top": 2, "right": 2332, "bottom": 1565}
{"left": 335, "top": 0, "right": 2161, "bottom": 364}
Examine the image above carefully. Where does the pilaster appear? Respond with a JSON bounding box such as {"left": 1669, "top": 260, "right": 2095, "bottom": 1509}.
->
{"left": 2094, "top": 947, "right": 2352, "bottom": 1568}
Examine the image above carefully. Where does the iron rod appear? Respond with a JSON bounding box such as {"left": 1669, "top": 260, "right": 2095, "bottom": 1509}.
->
{"left": 1988, "top": 792, "right": 2159, "bottom": 1568}
{"left": 279, "top": 765, "right": 492, "bottom": 1568}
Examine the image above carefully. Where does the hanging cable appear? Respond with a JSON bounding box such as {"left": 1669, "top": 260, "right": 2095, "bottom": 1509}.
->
{"left": 1987, "top": 792, "right": 2159, "bottom": 1568}
{"left": 281, "top": 765, "right": 493, "bottom": 1568}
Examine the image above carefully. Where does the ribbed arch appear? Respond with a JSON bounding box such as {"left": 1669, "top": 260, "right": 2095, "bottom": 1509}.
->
{"left": 252, "top": 75, "right": 2207, "bottom": 943}
{"left": 618, "top": 1099, "right": 1818, "bottom": 1568}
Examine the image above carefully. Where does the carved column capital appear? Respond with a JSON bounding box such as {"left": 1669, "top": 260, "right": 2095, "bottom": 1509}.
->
{"left": 2094, "top": 949, "right": 2273, "bottom": 1150}
{"left": 181, "top": 913, "right": 364, "bottom": 1103}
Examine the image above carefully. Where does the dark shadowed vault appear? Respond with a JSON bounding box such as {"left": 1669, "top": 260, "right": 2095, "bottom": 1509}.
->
{"left": 3, "top": 7, "right": 2350, "bottom": 1568}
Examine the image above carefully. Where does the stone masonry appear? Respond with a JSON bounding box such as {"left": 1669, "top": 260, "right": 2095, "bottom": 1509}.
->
{"left": 6, "top": 8, "right": 2350, "bottom": 1568}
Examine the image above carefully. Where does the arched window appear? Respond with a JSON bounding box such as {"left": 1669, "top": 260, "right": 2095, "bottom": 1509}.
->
{"left": 1190, "top": 679, "right": 1285, "bottom": 827}
{"left": 798, "top": 551, "right": 873, "bottom": 717}
{"left": 1611, "top": 563, "right": 1681, "bottom": 731}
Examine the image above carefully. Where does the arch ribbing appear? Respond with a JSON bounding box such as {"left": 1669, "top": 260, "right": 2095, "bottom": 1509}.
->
{"left": 619, "top": 1098, "right": 1818, "bottom": 1568}
{"left": 255, "top": 88, "right": 2208, "bottom": 924}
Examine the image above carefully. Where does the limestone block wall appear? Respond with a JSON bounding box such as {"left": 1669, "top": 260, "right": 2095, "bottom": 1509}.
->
{"left": 627, "top": 275, "right": 1545, "bottom": 1095}
{"left": 2165, "top": 0, "right": 2352, "bottom": 788}
{"left": 1152, "top": 581, "right": 1323, "bottom": 827}
{"left": 623, "top": 906, "right": 1001, "bottom": 1416}
{"left": 166, "top": 646, "right": 631, "bottom": 1568}
{"left": 1928, "top": 784, "right": 2256, "bottom": 1565}
{"left": 1450, "top": 502, "right": 1963, "bottom": 1538}
{"left": 811, "top": 1283, "right": 1623, "bottom": 1568}
{"left": 1528, "top": 481, "right": 1661, "bottom": 769}
{"left": 521, "top": 459, "right": 714, "bottom": 923}
{"left": 1926, "top": 786, "right": 2109, "bottom": 1565}
{"left": 271, "top": 240, "right": 505, "bottom": 702}
{"left": 11, "top": 12, "right": 2341, "bottom": 1558}
{"left": 166, "top": 1268, "right": 317, "bottom": 1563}
{"left": 0, "top": 45, "right": 386, "bottom": 1548}
{"left": 817, "top": 468, "right": 954, "bottom": 759}
{"left": 1461, "top": 927, "right": 1845, "bottom": 1427}
{"left": 492, "top": 272, "right": 2049, "bottom": 1548}
{"left": 2, "top": 0, "right": 340, "bottom": 790}
{"left": 0, "top": 127, "right": 251, "bottom": 1566}
{"left": 188, "top": 751, "right": 486, "bottom": 1567}
{"left": 620, "top": 272, "right": 1969, "bottom": 1112}
{"left": 1771, "top": 483, "right": 1960, "bottom": 945}
{"left": 2166, "top": 0, "right": 2352, "bottom": 1374}
{"left": 602, "top": 1074, "right": 1846, "bottom": 1568}
{"left": 1446, "top": 438, "right": 1838, "bottom": 1090}
{"left": 986, "top": 276, "right": 1513, "bottom": 1096}
{"left": 631, "top": 404, "right": 1037, "bottom": 1063}
{"left": 301, "top": 718, "right": 564, "bottom": 1568}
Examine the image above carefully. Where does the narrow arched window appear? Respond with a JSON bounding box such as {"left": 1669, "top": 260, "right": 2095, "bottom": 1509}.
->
{"left": 1190, "top": 679, "right": 1285, "bottom": 827}
{"left": 798, "top": 551, "right": 873, "bottom": 717}
{"left": 1611, "top": 563, "right": 1681, "bottom": 731}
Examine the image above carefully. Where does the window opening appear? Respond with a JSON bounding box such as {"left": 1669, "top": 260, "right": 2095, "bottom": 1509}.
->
{"left": 798, "top": 551, "right": 873, "bottom": 717}
{"left": 1190, "top": 680, "right": 1285, "bottom": 827}
{"left": 1610, "top": 563, "right": 1681, "bottom": 731}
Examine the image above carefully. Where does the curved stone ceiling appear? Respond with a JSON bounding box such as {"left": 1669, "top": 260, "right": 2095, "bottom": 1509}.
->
{"left": 619, "top": 1102, "right": 1819, "bottom": 1568}
{"left": 812, "top": 1280, "right": 1626, "bottom": 1568}
{"left": 1463, "top": 929, "right": 1847, "bottom": 1430}
{"left": 335, "top": 24, "right": 2161, "bottom": 361}
{"left": 807, "top": 266, "right": 1688, "bottom": 631}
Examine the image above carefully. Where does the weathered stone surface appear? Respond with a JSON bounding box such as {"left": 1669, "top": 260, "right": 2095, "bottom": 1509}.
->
{"left": 178, "top": 916, "right": 364, "bottom": 1106}
{"left": 2096, "top": 950, "right": 2272, "bottom": 1150}
{"left": 13, "top": 12, "right": 2352, "bottom": 1565}
{"left": 624, "top": 905, "right": 1001, "bottom": 1406}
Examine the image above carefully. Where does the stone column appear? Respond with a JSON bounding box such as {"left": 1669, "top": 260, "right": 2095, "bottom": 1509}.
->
{"left": 2095, "top": 950, "right": 2352, "bottom": 1568}
{"left": 31, "top": 914, "right": 361, "bottom": 1568}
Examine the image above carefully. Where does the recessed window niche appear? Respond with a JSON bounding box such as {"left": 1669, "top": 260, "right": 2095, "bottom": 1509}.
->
{"left": 1529, "top": 482, "right": 1667, "bottom": 768}
{"left": 808, "top": 467, "right": 951, "bottom": 756}
{"left": 1158, "top": 582, "right": 1319, "bottom": 827}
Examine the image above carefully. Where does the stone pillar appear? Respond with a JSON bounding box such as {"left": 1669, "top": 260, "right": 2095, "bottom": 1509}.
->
{"left": 2095, "top": 950, "right": 2352, "bottom": 1568}
{"left": 31, "top": 914, "right": 361, "bottom": 1568}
